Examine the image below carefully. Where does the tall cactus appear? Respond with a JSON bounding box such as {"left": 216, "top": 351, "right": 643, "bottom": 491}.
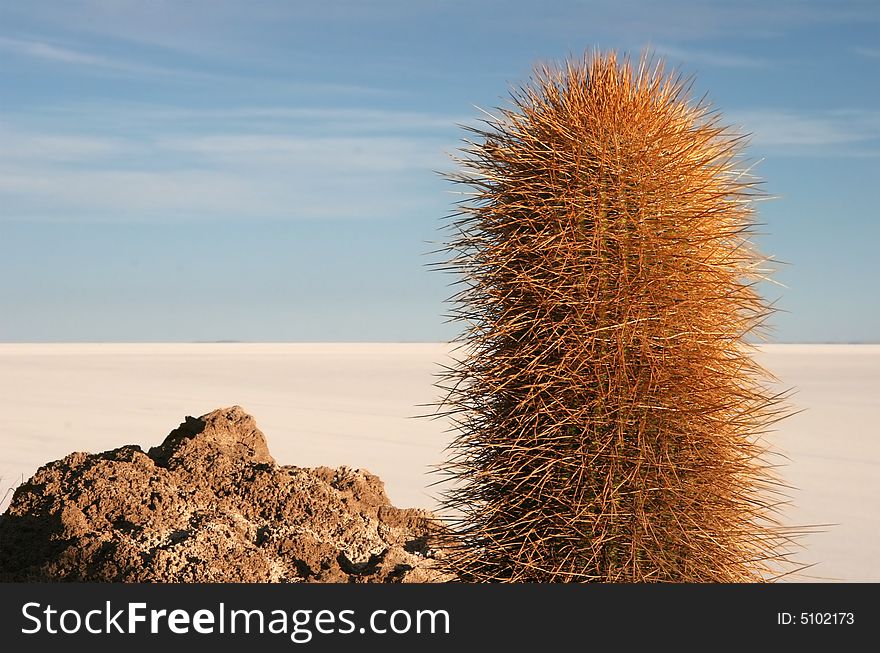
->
{"left": 435, "top": 52, "right": 794, "bottom": 582}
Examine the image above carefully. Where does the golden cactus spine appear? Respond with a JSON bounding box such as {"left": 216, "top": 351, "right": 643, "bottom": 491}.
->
{"left": 436, "top": 52, "right": 795, "bottom": 582}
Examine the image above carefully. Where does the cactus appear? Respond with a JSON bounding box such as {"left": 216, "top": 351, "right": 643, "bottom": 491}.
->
{"left": 435, "top": 52, "right": 795, "bottom": 582}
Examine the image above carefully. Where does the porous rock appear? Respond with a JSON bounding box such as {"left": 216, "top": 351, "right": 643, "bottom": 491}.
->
{"left": 0, "top": 406, "right": 447, "bottom": 582}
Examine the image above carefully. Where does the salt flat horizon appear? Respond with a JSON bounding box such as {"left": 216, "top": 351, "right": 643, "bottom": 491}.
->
{"left": 2, "top": 342, "right": 878, "bottom": 582}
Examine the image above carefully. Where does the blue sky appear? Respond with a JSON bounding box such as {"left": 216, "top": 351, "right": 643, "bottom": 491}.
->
{"left": 1, "top": 0, "right": 878, "bottom": 342}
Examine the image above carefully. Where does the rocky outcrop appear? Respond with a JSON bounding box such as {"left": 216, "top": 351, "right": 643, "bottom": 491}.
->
{"left": 0, "top": 406, "right": 447, "bottom": 582}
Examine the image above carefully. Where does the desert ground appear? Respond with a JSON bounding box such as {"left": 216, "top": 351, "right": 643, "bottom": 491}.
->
{"left": 1, "top": 342, "right": 877, "bottom": 582}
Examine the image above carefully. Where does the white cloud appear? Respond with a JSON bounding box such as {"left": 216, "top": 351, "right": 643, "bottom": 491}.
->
{"left": 10, "top": 1, "right": 879, "bottom": 56}
{"left": 0, "top": 109, "right": 457, "bottom": 222}
{"left": 853, "top": 46, "right": 880, "bottom": 59}
{"left": 0, "top": 123, "right": 123, "bottom": 161}
{"left": 0, "top": 1, "right": 446, "bottom": 60}
{"left": 512, "top": 0, "right": 880, "bottom": 46}
{"left": 0, "top": 35, "right": 177, "bottom": 77}
{"left": 0, "top": 162, "right": 439, "bottom": 221}
{"left": 653, "top": 44, "right": 770, "bottom": 69}
{"left": 0, "top": 35, "right": 383, "bottom": 95}
{"left": 727, "top": 109, "right": 880, "bottom": 149}
{"left": 157, "top": 134, "right": 443, "bottom": 170}
{"left": 41, "top": 104, "right": 471, "bottom": 133}
{"left": 190, "top": 107, "right": 469, "bottom": 131}
{"left": 4, "top": 102, "right": 879, "bottom": 224}
{"left": 1, "top": 37, "right": 109, "bottom": 66}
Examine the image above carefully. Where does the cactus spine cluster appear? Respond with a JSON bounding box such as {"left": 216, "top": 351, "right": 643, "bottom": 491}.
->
{"left": 436, "top": 52, "right": 794, "bottom": 582}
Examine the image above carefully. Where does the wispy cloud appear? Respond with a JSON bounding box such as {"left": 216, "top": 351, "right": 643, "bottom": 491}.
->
{"left": 852, "top": 46, "right": 880, "bottom": 59}
{"left": 0, "top": 105, "right": 460, "bottom": 222}
{"left": 0, "top": 35, "right": 176, "bottom": 77}
{"left": 9, "top": 1, "right": 880, "bottom": 58}
{"left": 158, "top": 134, "right": 445, "bottom": 171}
{"left": 517, "top": 0, "right": 880, "bottom": 46}
{"left": 727, "top": 109, "right": 880, "bottom": 152}
{"left": 0, "top": 159, "right": 441, "bottom": 221}
{"left": 0, "top": 34, "right": 389, "bottom": 96}
{"left": 5, "top": 101, "right": 879, "bottom": 224}
{"left": 0, "top": 1, "right": 443, "bottom": 61}
{"left": 653, "top": 44, "right": 770, "bottom": 69}
{"left": 0, "top": 36, "right": 109, "bottom": 66}
{"left": 25, "top": 104, "right": 472, "bottom": 134}
{"left": 178, "top": 107, "right": 471, "bottom": 132}
{"left": 0, "top": 123, "right": 123, "bottom": 161}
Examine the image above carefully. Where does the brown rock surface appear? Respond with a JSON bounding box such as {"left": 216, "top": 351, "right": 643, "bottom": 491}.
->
{"left": 0, "top": 406, "right": 447, "bottom": 582}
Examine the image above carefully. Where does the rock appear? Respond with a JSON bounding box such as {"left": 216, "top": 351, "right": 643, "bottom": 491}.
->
{"left": 148, "top": 406, "right": 275, "bottom": 467}
{"left": 0, "top": 406, "right": 448, "bottom": 583}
